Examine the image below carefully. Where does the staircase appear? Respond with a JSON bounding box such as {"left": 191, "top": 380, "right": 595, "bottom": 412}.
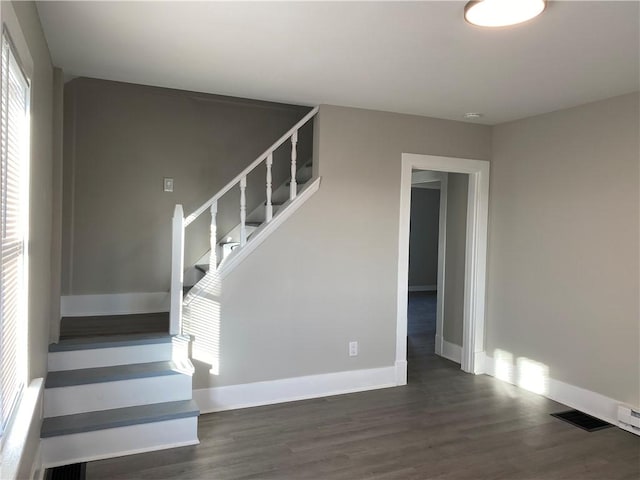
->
{"left": 41, "top": 314, "right": 199, "bottom": 468}
{"left": 170, "top": 107, "right": 320, "bottom": 337}
{"left": 191, "top": 158, "right": 314, "bottom": 275}
{"left": 41, "top": 107, "right": 319, "bottom": 468}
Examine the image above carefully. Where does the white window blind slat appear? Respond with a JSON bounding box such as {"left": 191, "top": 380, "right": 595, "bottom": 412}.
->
{"left": 0, "top": 28, "right": 29, "bottom": 437}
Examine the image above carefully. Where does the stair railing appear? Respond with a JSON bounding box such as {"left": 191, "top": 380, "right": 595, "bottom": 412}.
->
{"left": 169, "top": 106, "right": 319, "bottom": 334}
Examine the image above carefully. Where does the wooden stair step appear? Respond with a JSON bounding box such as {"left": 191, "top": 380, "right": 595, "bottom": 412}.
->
{"left": 49, "top": 333, "right": 171, "bottom": 353}
{"left": 45, "top": 361, "right": 183, "bottom": 389}
{"left": 41, "top": 399, "right": 199, "bottom": 438}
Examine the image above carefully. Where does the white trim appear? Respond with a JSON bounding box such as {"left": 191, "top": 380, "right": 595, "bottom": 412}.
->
{"left": 398, "top": 154, "right": 489, "bottom": 378}
{"left": 408, "top": 284, "right": 437, "bottom": 292}
{"left": 218, "top": 177, "right": 321, "bottom": 279}
{"left": 193, "top": 365, "right": 398, "bottom": 413}
{"left": 395, "top": 360, "right": 407, "bottom": 386}
{"left": 618, "top": 406, "right": 640, "bottom": 436}
{"left": 436, "top": 337, "right": 462, "bottom": 364}
{"left": 60, "top": 292, "right": 169, "bottom": 317}
{"left": 184, "top": 178, "right": 321, "bottom": 305}
{"left": 28, "top": 443, "right": 42, "bottom": 480}
{"left": 0, "top": 379, "right": 43, "bottom": 480}
{"left": 48, "top": 343, "right": 173, "bottom": 372}
{"left": 435, "top": 172, "right": 448, "bottom": 357}
{"left": 484, "top": 354, "right": 637, "bottom": 434}
{"left": 41, "top": 417, "right": 199, "bottom": 468}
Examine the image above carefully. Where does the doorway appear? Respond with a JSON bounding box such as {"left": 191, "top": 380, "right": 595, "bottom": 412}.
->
{"left": 395, "top": 154, "right": 489, "bottom": 385}
{"left": 408, "top": 170, "right": 470, "bottom": 374}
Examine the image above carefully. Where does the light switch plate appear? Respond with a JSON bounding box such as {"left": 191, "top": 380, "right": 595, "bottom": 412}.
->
{"left": 163, "top": 177, "right": 174, "bottom": 192}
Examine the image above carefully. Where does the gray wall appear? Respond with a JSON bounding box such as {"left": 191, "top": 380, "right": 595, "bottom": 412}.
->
{"left": 193, "top": 105, "right": 491, "bottom": 388}
{"left": 408, "top": 188, "right": 439, "bottom": 287}
{"left": 488, "top": 92, "right": 639, "bottom": 407}
{"left": 62, "top": 78, "right": 311, "bottom": 295}
{"left": 443, "top": 173, "right": 468, "bottom": 347}
{"left": 2, "top": 1, "right": 58, "bottom": 477}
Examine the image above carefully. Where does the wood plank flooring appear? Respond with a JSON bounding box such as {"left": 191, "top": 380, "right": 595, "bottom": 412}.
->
{"left": 86, "top": 294, "right": 639, "bottom": 479}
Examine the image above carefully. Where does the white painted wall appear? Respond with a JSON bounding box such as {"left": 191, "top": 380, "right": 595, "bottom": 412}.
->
{"left": 192, "top": 104, "right": 491, "bottom": 389}
{"left": 488, "top": 92, "right": 639, "bottom": 408}
{"left": 443, "top": 173, "right": 468, "bottom": 347}
{"left": 408, "top": 187, "right": 439, "bottom": 288}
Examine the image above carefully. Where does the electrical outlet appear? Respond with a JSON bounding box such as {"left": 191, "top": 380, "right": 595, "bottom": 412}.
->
{"left": 163, "top": 177, "right": 174, "bottom": 192}
{"left": 349, "top": 341, "right": 358, "bottom": 357}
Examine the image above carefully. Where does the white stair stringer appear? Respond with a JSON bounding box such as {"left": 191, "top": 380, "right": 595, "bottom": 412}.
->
{"left": 184, "top": 176, "right": 321, "bottom": 305}
{"left": 191, "top": 161, "right": 315, "bottom": 274}
{"left": 41, "top": 335, "right": 199, "bottom": 468}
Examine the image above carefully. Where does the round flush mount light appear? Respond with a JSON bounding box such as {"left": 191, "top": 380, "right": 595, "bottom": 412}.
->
{"left": 464, "top": 112, "right": 483, "bottom": 119}
{"left": 464, "top": 0, "right": 546, "bottom": 27}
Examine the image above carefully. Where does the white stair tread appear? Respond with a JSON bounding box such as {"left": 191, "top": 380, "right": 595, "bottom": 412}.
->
{"left": 49, "top": 333, "right": 171, "bottom": 352}
{"left": 45, "top": 361, "right": 183, "bottom": 388}
{"left": 41, "top": 399, "right": 199, "bottom": 438}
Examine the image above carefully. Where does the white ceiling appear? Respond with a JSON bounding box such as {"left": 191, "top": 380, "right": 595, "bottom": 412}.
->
{"left": 37, "top": 1, "right": 639, "bottom": 125}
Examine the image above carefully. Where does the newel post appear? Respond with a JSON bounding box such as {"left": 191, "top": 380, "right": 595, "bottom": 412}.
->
{"left": 170, "top": 204, "right": 185, "bottom": 335}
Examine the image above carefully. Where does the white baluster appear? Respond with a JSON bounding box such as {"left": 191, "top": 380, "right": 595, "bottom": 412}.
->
{"left": 265, "top": 153, "right": 273, "bottom": 222}
{"left": 209, "top": 201, "right": 217, "bottom": 270}
{"left": 290, "top": 130, "right": 298, "bottom": 200}
{"left": 170, "top": 204, "right": 185, "bottom": 335}
{"left": 240, "top": 176, "right": 247, "bottom": 246}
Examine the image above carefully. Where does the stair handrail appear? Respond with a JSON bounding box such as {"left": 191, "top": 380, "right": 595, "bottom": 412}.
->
{"left": 184, "top": 106, "right": 319, "bottom": 227}
{"left": 169, "top": 106, "right": 319, "bottom": 334}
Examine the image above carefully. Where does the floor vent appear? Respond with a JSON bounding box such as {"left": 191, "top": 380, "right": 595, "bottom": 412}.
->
{"left": 45, "top": 463, "right": 86, "bottom": 480}
{"left": 551, "top": 409, "right": 613, "bottom": 432}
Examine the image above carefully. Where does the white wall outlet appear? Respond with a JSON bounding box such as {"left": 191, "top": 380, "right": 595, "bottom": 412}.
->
{"left": 349, "top": 341, "right": 358, "bottom": 357}
{"left": 163, "top": 177, "right": 174, "bottom": 192}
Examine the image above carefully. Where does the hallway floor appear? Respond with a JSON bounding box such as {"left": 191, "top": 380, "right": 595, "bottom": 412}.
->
{"left": 86, "top": 293, "right": 640, "bottom": 479}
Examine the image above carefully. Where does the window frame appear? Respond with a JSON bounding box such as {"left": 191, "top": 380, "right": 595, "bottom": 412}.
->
{"left": 0, "top": 23, "right": 31, "bottom": 444}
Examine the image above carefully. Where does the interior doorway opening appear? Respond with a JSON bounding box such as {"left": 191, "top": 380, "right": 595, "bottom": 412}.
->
{"left": 407, "top": 171, "right": 469, "bottom": 377}
{"left": 395, "top": 154, "right": 490, "bottom": 385}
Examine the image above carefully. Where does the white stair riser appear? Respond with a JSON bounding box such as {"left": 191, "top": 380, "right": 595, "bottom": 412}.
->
{"left": 48, "top": 343, "right": 173, "bottom": 371}
{"left": 41, "top": 417, "right": 199, "bottom": 468}
{"left": 44, "top": 374, "right": 192, "bottom": 417}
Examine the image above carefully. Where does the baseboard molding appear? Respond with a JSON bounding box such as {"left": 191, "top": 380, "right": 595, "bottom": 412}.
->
{"left": 408, "top": 284, "right": 437, "bottom": 292}
{"left": 61, "top": 293, "right": 169, "bottom": 317}
{"left": 439, "top": 339, "right": 462, "bottom": 364}
{"left": 484, "top": 354, "right": 638, "bottom": 435}
{"left": 395, "top": 360, "right": 407, "bottom": 386}
{"left": 194, "top": 365, "right": 398, "bottom": 413}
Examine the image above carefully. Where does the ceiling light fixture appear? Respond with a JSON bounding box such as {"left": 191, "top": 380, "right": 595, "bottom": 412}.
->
{"left": 464, "top": 112, "right": 483, "bottom": 119}
{"left": 464, "top": 0, "right": 546, "bottom": 27}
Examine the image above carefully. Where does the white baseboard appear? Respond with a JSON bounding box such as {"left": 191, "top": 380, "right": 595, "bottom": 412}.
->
{"left": 61, "top": 292, "right": 169, "bottom": 317}
{"left": 194, "top": 365, "right": 398, "bottom": 413}
{"left": 484, "top": 354, "right": 638, "bottom": 434}
{"left": 408, "top": 284, "right": 437, "bottom": 292}
{"left": 439, "top": 339, "right": 462, "bottom": 364}
{"left": 395, "top": 360, "right": 407, "bottom": 385}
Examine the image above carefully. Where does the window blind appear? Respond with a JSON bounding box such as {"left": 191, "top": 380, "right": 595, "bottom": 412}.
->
{"left": 0, "top": 29, "right": 29, "bottom": 436}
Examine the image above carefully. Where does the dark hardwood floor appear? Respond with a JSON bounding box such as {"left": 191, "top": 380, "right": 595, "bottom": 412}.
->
{"left": 87, "top": 293, "right": 639, "bottom": 479}
{"left": 59, "top": 312, "right": 169, "bottom": 339}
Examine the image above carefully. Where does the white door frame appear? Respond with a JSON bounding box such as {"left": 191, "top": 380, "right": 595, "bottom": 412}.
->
{"left": 410, "top": 171, "right": 448, "bottom": 358}
{"left": 396, "top": 154, "right": 489, "bottom": 382}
